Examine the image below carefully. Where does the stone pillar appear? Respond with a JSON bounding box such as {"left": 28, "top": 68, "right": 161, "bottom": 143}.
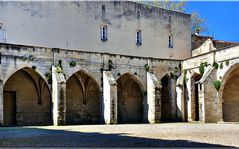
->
{"left": 198, "top": 83, "right": 205, "bottom": 122}
{"left": 0, "top": 81, "right": 3, "bottom": 125}
{"left": 103, "top": 71, "right": 117, "bottom": 124}
{"left": 146, "top": 72, "right": 161, "bottom": 123}
{"left": 176, "top": 85, "right": 184, "bottom": 121}
{"left": 217, "top": 100, "right": 223, "bottom": 122}
{"left": 186, "top": 74, "right": 193, "bottom": 122}
{"left": 170, "top": 78, "right": 177, "bottom": 120}
{"left": 52, "top": 66, "right": 66, "bottom": 126}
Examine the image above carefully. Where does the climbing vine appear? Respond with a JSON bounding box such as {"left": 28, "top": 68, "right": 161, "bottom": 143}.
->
{"left": 199, "top": 62, "right": 207, "bottom": 75}
{"left": 55, "top": 60, "right": 63, "bottom": 73}
{"left": 213, "top": 80, "right": 221, "bottom": 91}
{"left": 45, "top": 71, "right": 52, "bottom": 84}
{"left": 219, "top": 63, "right": 223, "bottom": 69}
{"left": 144, "top": 64, "right": 150, "bottom": 72}
{"left": 108, "top": 60, "right": 115, "bottom": 71}
{"left": 69, "top": 61, "right": 77, "bottom": 68}
{"left": 213, "top": 61, "right": 219, "bottom": 70}
{"left": 32, "top": 65, "right": 37, "bottom": 70}
{"left": 225, "top": 60, "right": 230, "bottom": 66}
{"left": 183, "top": 70, "right": 188, "bottom": 83}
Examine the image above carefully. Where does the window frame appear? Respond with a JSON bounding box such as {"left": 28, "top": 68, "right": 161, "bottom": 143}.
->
{"left": 100, "top": 25, "right": 108, "bottom": 41}
{"left": 136, "top": 30, "right": 142, "bottom": 46}
{"left": 168, "top": 35, "right": 173, "bottom": 48}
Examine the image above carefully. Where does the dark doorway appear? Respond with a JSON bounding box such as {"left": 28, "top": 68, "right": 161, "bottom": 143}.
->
{"left": 161, "top": 75, "right": 172, "bottom": 122}
{"left": 193, "top": 74, "right": 201, "bottom": 121}
{"left": 3, "top": 91, "right": 16, "bottom": 126}
{"left": 117, "top": 74, "right": 143, "bottom": 124}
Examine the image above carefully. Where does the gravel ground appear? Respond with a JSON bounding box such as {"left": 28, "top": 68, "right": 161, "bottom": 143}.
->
{"left": 0, "top": 123, "right": 239, "bottom": 147}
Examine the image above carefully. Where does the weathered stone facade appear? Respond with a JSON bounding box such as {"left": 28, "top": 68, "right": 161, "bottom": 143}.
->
{"left": 0, "top": 43, "right": 181, "bottom": 126}
{"left": 0, "top": 1, "right": 238, "bottom": 126}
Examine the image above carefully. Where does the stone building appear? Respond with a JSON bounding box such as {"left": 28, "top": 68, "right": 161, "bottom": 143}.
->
{"left": 0, "top": 1, "right": 238, "bottom": 126}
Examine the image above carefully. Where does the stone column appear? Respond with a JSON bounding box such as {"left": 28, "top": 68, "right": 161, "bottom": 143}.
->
{"left": 186, "top": 74, "right": 193, "bottom": 122}
{"left": 146, "top": 72, "right": 161, "bottom": 123}
{"left": 176, "top": 85, "right": 184, "bottom": 121}
{"left": 52, "top": 66, "right": 66, "bottom": 126}
{"left": 170, "top": 78, "right": 177, "bottom": 120}
{"left": 103, "top": 71, "right": 117, "bottom": 124}
{"left": 198, "top": 83, "right": 205, "bottom": 122}
{"left": 0, "top": 81, "right": 3, "bottom": 125}
{"left": 217, "top": 100, "right": 223, "bottom": 122}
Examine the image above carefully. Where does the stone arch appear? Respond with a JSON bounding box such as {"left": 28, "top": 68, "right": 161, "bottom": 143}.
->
{"left": 3, "top": 65, "right": 49, "bottom": 88}
{"left": 117, "top": 73, "right": 144, "bottom": 123}
{"left": 190, "top": 72, "right": 202, "bottom": 121}
{"left": 219, "top": 63, "right": 239, "bottom": 122}
{"left": 66, "top": 68, "right": 101, "bottom": 92}
{"left": 160, "top": 74, "right": 172, "bottom": 122}
{"left": 3, "top": 67, "right": 51, "bottom": 126}
{"left": 66, "top": 70, "right": 101, "bottom": 125}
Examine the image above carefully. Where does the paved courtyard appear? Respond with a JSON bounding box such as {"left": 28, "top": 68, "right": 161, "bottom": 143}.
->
{"left": 0, "top": 123, "right": 239, "bottom": 147}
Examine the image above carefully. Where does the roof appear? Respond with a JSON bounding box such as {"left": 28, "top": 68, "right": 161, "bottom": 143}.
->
{"left": 213, "top": 40, "right": 239, "bottom": 49}
{"left": 191, "top": 34, "right": 213, "bottom": 50}
{"left": 192, "top": 34, "right": 239, "bottom": 50}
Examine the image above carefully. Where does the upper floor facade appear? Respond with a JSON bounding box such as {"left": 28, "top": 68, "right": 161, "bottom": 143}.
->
{"left": 0, "top": 1, "right": 191, "bottom": 60}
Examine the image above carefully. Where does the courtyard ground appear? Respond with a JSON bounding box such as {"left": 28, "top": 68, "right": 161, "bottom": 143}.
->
{"left": 0, "top": 123, "right": 238, "bottom": 147}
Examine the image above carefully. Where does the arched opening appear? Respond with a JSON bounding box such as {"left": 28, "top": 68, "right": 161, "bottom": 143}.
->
{"left": 222, "top": 66, "right": 239, "bottom": 122}
{"left": 117, "top": 74, "right": 143, "bottom": 123}
{"left": 3, "top": 68, "right": 51, "bottom": 126}
{"left": 161, "top": 75, "right": 172, "bottom": 122}
{"left": 191, "top": 73, "right": 202, "bottom": 121}
{"left": 66, "top": 71, "right": 100, "bottom": 125}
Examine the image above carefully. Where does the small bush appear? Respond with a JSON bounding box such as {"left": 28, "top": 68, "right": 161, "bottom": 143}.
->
{"left": 225, "top": 60, "right": 230, "bottom": 66}
{"left": 213, "top": 61, "right": 219, "bottom": 69}
{"left": 69, "top": 61, "right": 77, "bottom": 67}
{"left": 199, "top": 63, "right": 206, "bottom": 75}
{"left": 220, "top": 63, "right": 223, "bottom": 69}
{"left": 32, "top": 66, "right": 37, "bottom": 70}
{"left": 213, "top": 80, "right": 221, "bottom": 91}
{"left": 144, "top": 64, "right": 150, "bottom": 72}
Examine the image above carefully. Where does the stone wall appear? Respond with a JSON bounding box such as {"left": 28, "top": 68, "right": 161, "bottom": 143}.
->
{"left": 0, "top": 42, "right": 181, "bottom": 125}
{"left": 0, "top": 1, "right": 191, "bottom": 59}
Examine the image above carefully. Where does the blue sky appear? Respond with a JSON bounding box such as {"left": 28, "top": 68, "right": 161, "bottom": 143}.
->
{"left": 185, "top": 1, "right": 239, "bottom": 42}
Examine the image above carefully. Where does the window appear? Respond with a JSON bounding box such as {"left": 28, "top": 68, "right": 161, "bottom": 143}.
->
{"left": 100, "top": 25, "right": 107, "bottom": 41}
{"left": 136, "top": 30, "right": 142, "bottom": 45}
{"left": 168, "top": 35, "right": 173, "bottom": 48}
{"left": 102, "top": 5, "right": 106, "bottom": 13}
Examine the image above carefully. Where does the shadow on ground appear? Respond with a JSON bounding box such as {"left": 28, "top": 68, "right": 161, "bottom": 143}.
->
{"left": 0, "top": 127, "right": 235, "bottom": 147}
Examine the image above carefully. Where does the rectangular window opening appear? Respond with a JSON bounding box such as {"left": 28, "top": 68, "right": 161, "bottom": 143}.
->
{"left": 168, "top": 35, "right": 173, "bottom": 48}
{"left": 136, "top": 30, "right": 142, "bottom": 45}
{"left": 100, "top": 25, "right": 107, "bottom": 41}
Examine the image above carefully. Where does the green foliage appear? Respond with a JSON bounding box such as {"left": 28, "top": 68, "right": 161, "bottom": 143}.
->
{"left": 213, "top": 80, "right": 221, "bottom": 91}
{"left": 144, "top": 64, "right": 150, "bottom": 72}
{"left": 150, "top": 1, "right": 207, "bottom": 34}
{"left": 213, "top": 61, "right": 219, "bottom": 70}
{"left": 108, "top": 60, "right": 115, "bottom": 71}
{"left": 183, "top": 70, "right": 188, "bottom": 83}
{"left": 199, "top": 62, "right": 206, "bottom": 75}
{"left": 55, "top": 66, "right": 63, "bottom": 73}
{"left": 225, "top": 60, "right": 230, "bottom": 66}
{"left": 55, "top": 60, "right": 63, "bottom": 73}
{"left": 170, "top": 72, "right": 177, "bottom": 79}
{"left": 69, "top": 61, "right": 77, "bottom": 68}
{"left": 152, "top": 0, "right": 186, "bottom": 12}
{"left": 45, "top": 72, "right": 52, "bottom": 84}
{"left": 220, "top": 63, "right": 223, "bottom": 69}
{"left": 32, "top": 66, "right": 37, "bottom": 70}
{"left": 191, "top": 12, "right": 208, "bottom": 34}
